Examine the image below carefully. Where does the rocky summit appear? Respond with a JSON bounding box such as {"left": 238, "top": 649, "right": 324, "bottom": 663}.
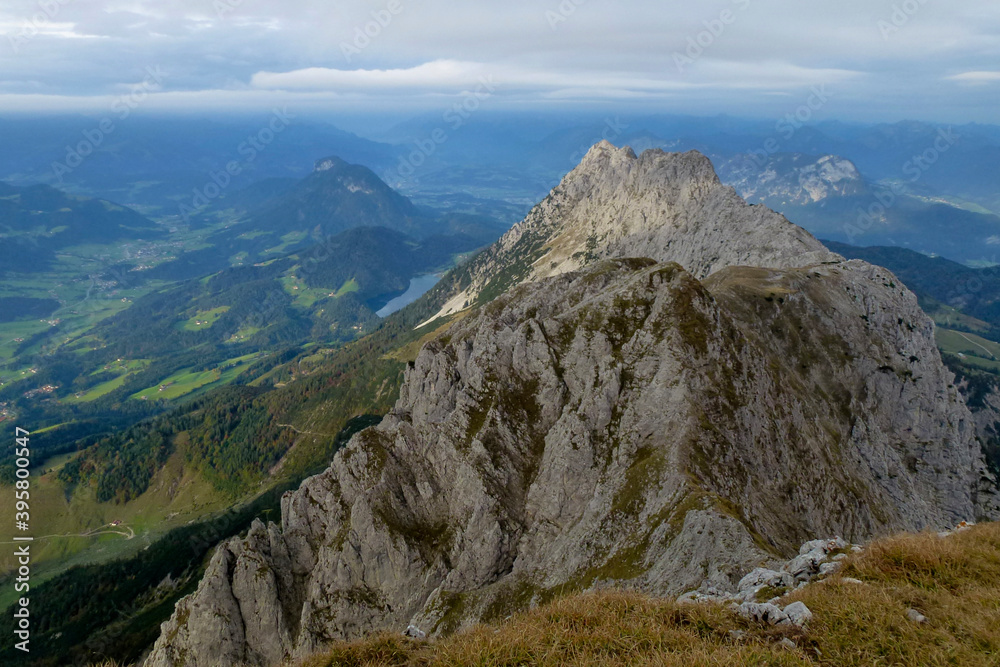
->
{"left": 424, "top": 141, "right": 837, "bottom": 325}
{"left": 145, "top": 144, "right": 999, "bottom": 667}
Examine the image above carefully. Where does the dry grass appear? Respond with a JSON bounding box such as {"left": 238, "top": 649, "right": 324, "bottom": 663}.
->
{"left": 297, "top": 523, "right": 1000, "bottom": 667}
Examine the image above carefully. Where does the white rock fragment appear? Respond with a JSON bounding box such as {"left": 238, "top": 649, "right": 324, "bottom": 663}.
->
{"left": 736, "top": 602, "right": 789, "bottom": 626}
{"left": 403, "top": 625, "right": 427, "bottom": 639}
{"left": 819, "top": 561, "right": 842, "bottom": 577}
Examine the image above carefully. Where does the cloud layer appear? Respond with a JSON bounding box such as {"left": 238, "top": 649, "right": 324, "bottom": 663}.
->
{"left": 0, "top": 0, "right": 998, "bottom": 121}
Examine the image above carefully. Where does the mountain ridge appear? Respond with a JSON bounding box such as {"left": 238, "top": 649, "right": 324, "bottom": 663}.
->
{"left": 424, "top": 141, "right": 838, "bottom": 325}
{"left": 143, "top": 143, "right": 999, "bottom": 666}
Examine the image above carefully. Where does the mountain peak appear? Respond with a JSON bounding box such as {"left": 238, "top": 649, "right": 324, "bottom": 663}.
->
{"left": 314, "top": 156, "right": 348, "bottom": 172}
{"left": 579, "top": 139, "right": 638, "bottom": 164}
{"left": 423, "top": 142, "right": 838, "bottom": 324}
{"left": 572, "top": 143, "right": 723, "bottom": 192}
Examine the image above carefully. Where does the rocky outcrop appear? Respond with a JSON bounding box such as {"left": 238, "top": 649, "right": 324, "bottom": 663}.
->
{"left": 147, "top": 256, "right": 994, "bottom": 666}
{"left": 425, "top": 142, "right": 837, "bottom": 324}
{"left": 145, "top": 144, "right": 998, "bottom": 666}
{"left": 956, "top": 385, "right": 1000, "bottom": 518}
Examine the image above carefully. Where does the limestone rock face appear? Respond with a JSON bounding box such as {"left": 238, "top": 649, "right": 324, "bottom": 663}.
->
{"left": 425, "top": 142, "right": 837, "bottom": 324}
{"left": 146, "top": 258, "right": 993, "bottom": 666}
{"left": 144, "top": 143, "right": 997, "bottom": 666}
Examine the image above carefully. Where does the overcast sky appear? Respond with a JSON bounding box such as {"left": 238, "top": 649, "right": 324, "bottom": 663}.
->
{"left": 1, "top": 0, "right": 999, "bottom": 123}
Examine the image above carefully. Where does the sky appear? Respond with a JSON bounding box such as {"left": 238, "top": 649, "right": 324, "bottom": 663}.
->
{"left": 1, "top": 0, "right": 999, "bottom": 124}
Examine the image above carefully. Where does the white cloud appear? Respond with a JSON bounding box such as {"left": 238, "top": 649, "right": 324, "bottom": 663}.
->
{"left": 949, "top": 71, "right": 1000, "bottom": 84}
{"left": 251, "top": 60, "right": 488, "bottom": 91}
{"left": 250, "top": 59, "right": 861, "bottom": 98}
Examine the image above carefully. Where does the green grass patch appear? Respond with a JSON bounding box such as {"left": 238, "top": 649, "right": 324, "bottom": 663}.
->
{"left": 936, "top": 328, "right": 1000, "bottom": 372}
{"left": 336, "top": 278, "right": 360, "bottom": 296}
{"left": 130, "top": 353, "right": 262, "bottom": 402}
{"left": 177, "top": 306, "right": 230, "bottom": 331}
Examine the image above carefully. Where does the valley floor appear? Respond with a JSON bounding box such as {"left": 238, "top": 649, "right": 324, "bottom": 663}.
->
{"left": 283, "top": 523, "right": 1000, "bottom": 667}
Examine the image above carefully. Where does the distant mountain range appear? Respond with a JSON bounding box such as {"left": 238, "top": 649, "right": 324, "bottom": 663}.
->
{"left": 0, "top": 116, "right": 399, "bottom": 212}
{"left": 6, "top": 113, "right": 1000, "bottom": 266}
{"left": 710, "top": 152, "right": 1000, "bottom": 265}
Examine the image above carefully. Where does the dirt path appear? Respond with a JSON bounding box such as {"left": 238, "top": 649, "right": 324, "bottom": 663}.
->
{"left": 955, "top": 331, "right": 996, "bottom": 359}
{"left": 1, "top": 523, "right": 135, "bottom": 544}
{"left": 277, "top": 423, "right": 337, "bottom": 438}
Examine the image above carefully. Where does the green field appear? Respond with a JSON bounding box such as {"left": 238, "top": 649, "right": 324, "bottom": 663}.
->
{"left": 0, "top": 320, "right": 52, "bottom": 360}
{"left": 131, "top": 353, "right": 263, "bottom": 401}
{"left": 936, "top": 328, "right": 1000, "bottom": 372}
{"left": 0, "top": 366, "right": 40, "bottom": 390}
{"left": 0, "top": 450, "right": 230, "bottom": 610}
{"left": 263, "top": 230, "right": 309, "bottom": 256}
{"left": 178, "top": 306, "right": 230, "bottom": 331}
{"left": 280, "top": 270, "right": 343, "bottom": 308}
{"left": 336, "top": 278, "right": 360, "bottom": 296}
{"left": 928, "top": 303, "right": 994, "bottom": 335}
{"left": 62, "top": 359, "right": 150, "bottom": 404}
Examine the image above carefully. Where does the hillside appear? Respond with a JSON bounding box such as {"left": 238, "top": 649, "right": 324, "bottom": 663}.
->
{"left": 143, "top": 144, "right": 998, "bottom": 666}
{"left": 290, "top": 522, "right": 1000, "bottom": 667}
{"left": 815, "top": 241, "right": 1000, "bottom": 518}
{"left": 0, "top": 282, "right": 457, "bottom": 666}
{"left": 0, "top": 181, "right": 164, "bottom": 269}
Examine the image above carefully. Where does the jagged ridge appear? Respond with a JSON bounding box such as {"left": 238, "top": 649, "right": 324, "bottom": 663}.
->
{"left": 426, "top": 141, "right": 837, "bottom": 324}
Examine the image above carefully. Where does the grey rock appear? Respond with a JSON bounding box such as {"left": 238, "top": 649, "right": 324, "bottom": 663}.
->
{"left": 423, "top": 141, "right": 839, "bottom": 325}
{"left": 738, "top": 568, "right": 793, "bottom": 594}
{"left": 782, "top": 601, "right": 813, "bottom": 628}
{"left": 784, "top": 551, "right": 825, "bottom": 582}
{"left": 736, "top": 602, "right": 789, "bottom": 626}
{"left": 819, "top": 562, "right": 842, "bottom": 577}
{"left": 907, "top": 609, "right": 928, "bottom": 624}
{"left": 779, "top": 638, "right": 798, "bottom": 650}
{"left": 799, "top": 538, "right": 848, "bottom": 555}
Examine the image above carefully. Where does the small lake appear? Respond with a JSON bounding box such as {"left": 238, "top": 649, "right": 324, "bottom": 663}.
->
{"left": 376, "top": 274, "right": 442, "bottom": 317}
